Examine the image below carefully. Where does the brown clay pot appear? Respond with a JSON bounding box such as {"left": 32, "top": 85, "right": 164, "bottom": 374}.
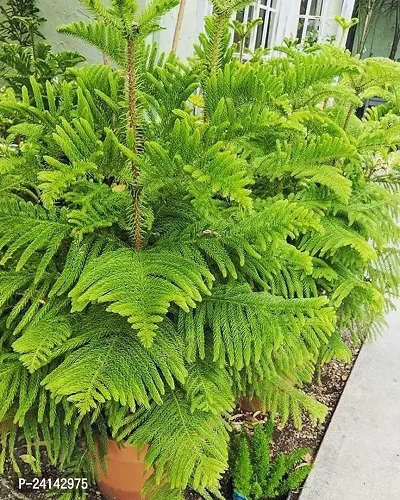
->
{"left": 240, "top": 379, "right": 297, "bottom": 413}
{"left": 239, "top": 397, "right": 267, "bottom": 413}
{"left": 0, "top": 420, "right": 13, "bottom": 434}
{"left": 99, "top": 439, "right": 152, "bottom": 500}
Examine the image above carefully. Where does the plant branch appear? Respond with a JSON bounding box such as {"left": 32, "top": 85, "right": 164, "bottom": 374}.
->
{"left": 29, "top": 24, "right": 37, "bottom": 61}
{"left": 389, "top": 3, "right": 400, "bottom": 60}
{"left": 357, "top": 0, "right": 381, "bottom": 54}
{"left": 209, "top": 12, "right": 227, "bottom": 74}
{"left": 344, "top": 104, "right": 356, "bottom": 131}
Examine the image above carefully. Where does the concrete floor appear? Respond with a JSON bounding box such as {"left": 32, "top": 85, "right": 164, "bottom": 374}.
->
{"left": 300, "top": 303, "right": 400, "bottom": 500}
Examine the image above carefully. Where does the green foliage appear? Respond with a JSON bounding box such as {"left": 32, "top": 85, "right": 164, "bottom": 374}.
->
{"left": 0, "top": 3, "right": 399, "bottom": 500}
{"left": 195, "top": 0, "right": 255, "bottom": 76}
{"left": 253, "top": 417, "right": 273, "bottom": 493}
{"left": 0, "top": 0, "right": 44, "bottom": 46}
{"left": 0, "top": 1, "right": 83, "bottom": 100}
{"left": 232, "top": 419, "right": 312, "bottom": 499}
{"left": 69, "top": 248, "right": 213, "bottom": 346}
{"left": 0, "top": 0, "right": 82, "bottom": 103}
{"left": 43, "top": 313, "right": 188, "bottom": 412}
{"left": 114, "top": 391, "right": 229, "bottom": 491}
{"left": 0, "top": 42, "right": 85, "bottom": 95}
{"left": 230, "top": 17, "right": 265, "bottom": 62}
{"left": 233, "top": 433, "right": 253, "bottom": 498}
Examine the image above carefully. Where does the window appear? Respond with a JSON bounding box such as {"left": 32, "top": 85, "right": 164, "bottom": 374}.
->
{"left": 234, "top": 1, "right": 280, "bottom": 53}
{"left": 297, "top": 0, "right": 344, "bottom": 43}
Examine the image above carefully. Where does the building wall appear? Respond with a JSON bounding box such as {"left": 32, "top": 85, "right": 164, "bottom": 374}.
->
{"left": 152, "top": 0, "right": 207, "bottom": 59}
{"left": 37, "top": 0, "right": 204, "bottom": 63}
{"left": 38, "top": 0, "right": 103, "bottom": 64}
{"left": 0, "top": 0, "right": 356, "bottom": 63}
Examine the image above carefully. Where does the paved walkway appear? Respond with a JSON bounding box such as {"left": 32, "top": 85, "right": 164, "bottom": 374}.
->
{"left": 300, "top": 302, "right": 400, "bottom": 500}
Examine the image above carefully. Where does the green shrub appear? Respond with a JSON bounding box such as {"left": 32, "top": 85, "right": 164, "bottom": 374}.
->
{"left": 0, "top": 42, "right": 85, "bottom": 96}
{"left": 232, "top": 419, "right": 312, "bottom": 499}
{"left": 253, "top": 417, "right": 273, "bottom": 492}
{"left": 233, "top": 432, "right": 253, "bottom": 499}
{"left": 0, "top": 0, "right": 399, "bottom": 499}
{"left": 0, "top": 0, "right": 84, "bottom": 111}
{"left": 0, "top": 0, "right": 44, "bottom": 46}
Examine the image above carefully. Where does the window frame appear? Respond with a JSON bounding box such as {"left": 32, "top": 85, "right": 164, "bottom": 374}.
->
{"left": 202, "top": 0, "right": 356, "bottom": 51}
{"left": 203, "top": 0, "right": 282, "bottom": 57}
{"left": 237, "top": 1, "right": 281, "bottom": 55}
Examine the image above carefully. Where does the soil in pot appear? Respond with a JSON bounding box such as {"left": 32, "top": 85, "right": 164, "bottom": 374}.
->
{"left": 99, "top": 439, "right": 151, "bottom": 500}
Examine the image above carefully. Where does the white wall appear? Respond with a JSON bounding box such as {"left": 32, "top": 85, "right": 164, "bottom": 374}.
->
{"left": 153, "top": 0, "right": 206, "bottom": 59}
{"left": 35, "top": 0, "right": 204, "bottom": 63}
{"left": 38, "top": 0, "right": 103, "bottom": 65}
{"left": 1, "top": 0, "right": 356, "bottom": 63}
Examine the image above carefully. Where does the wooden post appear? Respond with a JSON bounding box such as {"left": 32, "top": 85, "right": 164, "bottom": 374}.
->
{"left": 172, "top": 0, "right": 188, "bottom": 54}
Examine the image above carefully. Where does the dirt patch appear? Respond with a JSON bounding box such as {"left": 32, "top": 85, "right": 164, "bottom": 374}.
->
{"left": 1, "top": 447, "right": 105, "bottom": 499}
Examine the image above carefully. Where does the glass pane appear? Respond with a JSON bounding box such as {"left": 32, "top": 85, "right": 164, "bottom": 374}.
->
{"left": 324, "top": 0, "right": 343, "bottom": 17}
{"left": 299, "top": 0, "right": 308, "bottom": 15}
{"left": 244, "top": 5, "right": 254, "bottom": 48}
{"left": 247, "top": 5, "right": 254, "bottom": 21}
{"left": 297, "top": 18, "right": 305, "bottom": 40}
{"left": 236, "top": 9, "right": 245, "bottom": 22}
{"left": 255, "top": 9, "right": 266, "bottom": 48}
{"left": 309, "top": 0, "right": 323, "bottom": 16}
{"left": 320, "top": 17, "right": 338, "bottom": 42}
{"left": 305, "top": 18, "right": 321, "bottom": 37}
{"left": 261, "top": 0, "right": 279, "bottom": 9}
{"left": 266, "top": 12, "right": 276, "bottom": 47}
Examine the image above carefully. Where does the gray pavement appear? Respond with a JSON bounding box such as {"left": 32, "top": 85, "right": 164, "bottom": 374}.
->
{"left": 300, "top": 302, "right": 400, "bottom": 500}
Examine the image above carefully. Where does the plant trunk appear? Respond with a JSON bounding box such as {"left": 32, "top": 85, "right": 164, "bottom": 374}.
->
{"left": 357, "top": 0, "right": 378, "bottom": 54}
{"left": 29, "top": 25, "right": 37, "bottom": 61}
{"left": 172, "top": 0, "right": 187, "bottom": 54}
{"left": 239, "top": 39, "right": 244, "bottom": 63}
{"left": 240, "top": 397, "right": 267, "bottom": 413}
{"left": 344, "top": 104, "right": 356, "bottom": 131}
{"left": 210, "top": 16, "right": 226, "bottom": 74}
{"left": 389, "top": 6, "right": 400, "bottom": 60}
{"left": 126, "top": 37, "right": 142, "bottom": 251}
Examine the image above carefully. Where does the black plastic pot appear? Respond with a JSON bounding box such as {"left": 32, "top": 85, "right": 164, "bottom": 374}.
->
{"left": 356, "top": 97, "right": 387, "bottom": 118}
{"left": 232, "top": 492, "right": 293, "bottom": 500}
{"left": 268, "top": 493, "right": 293, "bottom": 500}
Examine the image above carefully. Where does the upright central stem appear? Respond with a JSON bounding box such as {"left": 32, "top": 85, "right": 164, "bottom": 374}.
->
{"left": 127, "top": 37, "right": 141, "bottom": 250}
{"left": 30, "top": 26, "right": 37, "bottom": 61}
{"left": 209, "top": 14, "right": 226, "bottom": 74}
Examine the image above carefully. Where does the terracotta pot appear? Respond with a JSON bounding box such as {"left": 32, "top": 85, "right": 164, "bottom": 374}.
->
{"left": 239, "top": 397, "right": 267, "bottom": 413}
{"left": 99, "top": 439, "right": 152, "bottom": 500}
{"left": 240, "top": 379, "right": 297, "bottom": 413}
{"left": 0, "top": 420, "right": 13, "bottom": 434}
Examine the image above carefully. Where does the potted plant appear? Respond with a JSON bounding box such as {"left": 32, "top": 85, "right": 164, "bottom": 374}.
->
{"left": 1, "top": 0, "right": 400, "bottom": 499}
